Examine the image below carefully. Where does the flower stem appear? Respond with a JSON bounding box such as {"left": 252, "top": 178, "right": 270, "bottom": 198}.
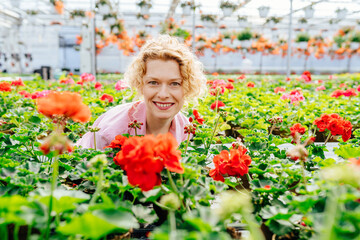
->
{"left": 236, "top": 177, "right": 250, "bottom": 194}
{"left": 93, "top": 132, "right": 97, "bottom": 150}
{"left": 269, "top": 125, "right": 275, "bottom": 135}
{"left": 319, "top": 189, "right": 338, "bottom": 240}
{"left": 166, "top": 169, "right": 185, "bottom": 210}
{"left": 207, "top": 115, "right": 221, "bottom": 152}
{"left": 241, "top": 210, "right": 265, "bottom": 240}
{"left": 300, "top": 160, "right": 307, "bottom": 193}
{"left": 135, "top": 128, "right": 137, "bottom": 136}
{"left": 90, "top": 164, "right": 104, "bottom": 205}
{"left": 45, "top": 156, "right": 59, "bottom": 240}
{"left": 169, "top": 211, "right": 177, "bottom": 240}
{"left": 324, "top": 132, "right": 332, "bottom": 145}
{"left": 184, "top": 133, "right": 191, "bottom": 156}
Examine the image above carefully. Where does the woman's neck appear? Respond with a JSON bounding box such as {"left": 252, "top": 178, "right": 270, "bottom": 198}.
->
{"left": 145, "top": 117, "right": 172, "bottom": 136}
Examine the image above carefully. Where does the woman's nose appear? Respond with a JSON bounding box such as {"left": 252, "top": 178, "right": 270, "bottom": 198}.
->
{"left": 157, "top": 84, "right": 170, "bottom": 99}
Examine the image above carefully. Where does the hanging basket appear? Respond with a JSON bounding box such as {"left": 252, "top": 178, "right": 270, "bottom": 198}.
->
{"left": 258, "top": 6, "right": 270, "bottom": 18}
{"left": 140, "top": 5, "right": 150, "bottom": 15}
{"left": 182, "top": 5, "right": 192, "bottom": 16}
{"left": 107, "top": 17, "right": 117, "bottom": 25}
{"left": 336, "top": 9, "right": 347, "bottom": 20}
{"left": 222, "top": 7, "right": 233, "bottom": 17}
{"left": 304, "top": 7, "right": 314, "bottom": 19}
{"left": 98, "top": 4, "right": 111, "bottom": 15}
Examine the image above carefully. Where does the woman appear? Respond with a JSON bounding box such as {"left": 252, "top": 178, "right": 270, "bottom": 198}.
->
{"left": 77, "top": 35, "right": 206, "bottom": 150}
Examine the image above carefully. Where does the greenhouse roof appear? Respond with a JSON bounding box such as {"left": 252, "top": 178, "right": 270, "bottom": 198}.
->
{"left": 0, "top": 0, "right": 359, "bottom": 36}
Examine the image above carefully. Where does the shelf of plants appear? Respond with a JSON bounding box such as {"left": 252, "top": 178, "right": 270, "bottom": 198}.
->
{"left": 0, "top": 71, "right": 359, "bottom": 239}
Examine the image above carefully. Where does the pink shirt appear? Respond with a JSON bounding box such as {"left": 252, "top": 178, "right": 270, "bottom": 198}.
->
{"left": 76, "top": 101, "right": 190, "bottom": 150}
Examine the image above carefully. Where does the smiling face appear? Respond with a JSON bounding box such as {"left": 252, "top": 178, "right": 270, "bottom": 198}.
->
{"left": 142, "top": 59, "right": 185, "bottom": 124}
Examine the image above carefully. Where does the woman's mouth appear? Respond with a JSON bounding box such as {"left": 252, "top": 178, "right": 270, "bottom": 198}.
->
{"left": 153, "top": 102, "right": 174, "bottom": 110}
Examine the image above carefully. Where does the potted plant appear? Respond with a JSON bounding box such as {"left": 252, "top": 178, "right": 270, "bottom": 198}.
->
{"left": 220, "top": 1, "right": 237, "bottom": 17}
{"left": 258, "top": 6, "right": 270, "bottom": 18}
{"left": 349, "top": 31, "right": 360, "bottom": 49}
{"left": 304, "top": 5, "right": 314, "bottom": 18}
{"left": 200, "top": 14, "right": 218, "bottom": 28}
{"left": 96, "top": 0, "right": 111, "bottom": 15}
{"left": 265, "top": 16, "right": 281, "bottom": 28}
{"left": 222, "top": 31, "right": 232, "bottom": 46}
{"left": 180, "top": 1, "right": 194, "bottom": 16}
{"left": 298, "top": 17, "right": 308, "bottom": 29}
{"left": 70, "top": 10, "right": 86, "bottom": 23}
{"left": 335, "top": 8, "right": 347, "bottom": 19}
{"left": 237, "top": 16, "right": 248, "bottom": 27}
{"left": 237, "top": 28, "right": 253, "bottom": 48}
{"left": 103, "top": 12, "right": 117, "bottom": 25}
{"left": 137, "top": 0, "right": 152, "bottom": 15}
{"left": 295, "top": 32, "right": 310, "bottom": 48}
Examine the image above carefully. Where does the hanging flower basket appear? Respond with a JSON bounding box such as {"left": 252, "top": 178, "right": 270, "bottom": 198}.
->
{"left": 222, "top": 7, "right": 233, "bottom": 17}
{"left": 336, "top": 8, "right": 347, "bottom": 20}
{"left": 137, "top": 0, "right": 152, "bottom": 15}
{"left": 182, "top": 5, "right": 192, "bottom": 15}
{"left": 258, "top": 6, "right": 270, "bottom": 18}
{"left": 304, "top": 6, "right": 314, "bottom": 19}
{"left": 97, "top": 4, "right": 111, "bottom": 15}
{"left": 237, "top": 16, "right": 248, "bottom": 28}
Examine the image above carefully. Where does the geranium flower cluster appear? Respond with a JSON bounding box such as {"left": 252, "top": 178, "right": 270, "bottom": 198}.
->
{"left": 300, "top": 71, "right": 311, "bottom": 82}
{"left": 330, "top": 89, "right": 358, "bottom": 98}
{"left": 80, "top": 73, "right": 95, "bottom": 82}
{"left": 209, "top": 145, "right": 252, "bottom": 182}
{"left": 115, "top": 80, "right": 129, "bottom": 91}
{"left": 209, "top": 79, "right": 233, "bottom": 95}
{"left": 113, "top": 133, "right": 184, "bottom": 191}
{"left": 313, "top": 113, "right": 352, "bottom": 142}
{"left": 290, "top": 123, "right": 306, "bottom": 137}
{"left": 37, "top": 91, "right": 91, "bottom": 123}
{"left": 11, "top": 78, "right": 25, "bottom": 87}
{"left": 100, "top": 93, "right": 114, "bottom": 103}
{"left": 280, "top": 89, "right": 305, "bottom": 104}
{"left": 0, "top": 81, "right": 12, "bottom": 92}
{"left": 59, "top": 77, "right": 75, "bottom": 84}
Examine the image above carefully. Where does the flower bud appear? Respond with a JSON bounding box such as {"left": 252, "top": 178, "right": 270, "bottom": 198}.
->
{"left": 159, "top": 193, "right": 181, "bottom": 210}
{"left": 88, "top": 154, "right": 108, "bottom": 168}
{"left": 215, "top": 191, "right": 252, "bottom": 220}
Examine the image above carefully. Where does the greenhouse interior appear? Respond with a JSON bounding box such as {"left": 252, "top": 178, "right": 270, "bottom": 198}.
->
{"left": 0, "top": 0, "right": 360, "bottom": 239}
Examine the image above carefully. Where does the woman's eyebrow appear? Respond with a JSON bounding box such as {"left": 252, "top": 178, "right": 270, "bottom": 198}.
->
{"left": 145, "top": 77, "right": 182, "bottom": 81}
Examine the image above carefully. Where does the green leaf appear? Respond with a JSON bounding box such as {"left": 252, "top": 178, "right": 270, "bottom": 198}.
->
{"left": 28, "top": 115, "right": 41, "bottom": 124}
{"left": 132, "top": 205, "right": 158, "bottom": 224}
{"left": 334, "top": 145, "right": 360, "bottom": 159}
{"left": 93, "top": 209, "right": 139, "bottom": 230}
{"left": 266, "top": 219, "right": 294, "bottom": 236}
{"left": 57, "top": 212, "right": 119, "bottom": 239}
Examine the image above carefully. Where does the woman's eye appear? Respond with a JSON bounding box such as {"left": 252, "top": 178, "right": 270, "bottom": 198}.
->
{"left": 171, "top": 82, "right": 181, "bottom": 86}
{"left": 148, "top": 81, "right": 158, "bottom": 85}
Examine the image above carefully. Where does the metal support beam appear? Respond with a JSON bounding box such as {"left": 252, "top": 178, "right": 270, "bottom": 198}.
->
{"left": 166, "top": 0, "right": 180, "bottom": 20}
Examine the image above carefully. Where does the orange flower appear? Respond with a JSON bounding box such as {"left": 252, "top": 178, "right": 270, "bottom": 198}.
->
{"left": 37, "top": 91, "right": 91, "bottom": 123}
{"left": 247, "top": 82, "right": 255, "bottom": 88}
{"left": 290, "top": 123, "right": 306, "bottom": 137}
{"left": 54, "top": 0, "right": 64, "bottom": 15}
{"left": 0, "top": 81, "right": 11, "bottom": 92}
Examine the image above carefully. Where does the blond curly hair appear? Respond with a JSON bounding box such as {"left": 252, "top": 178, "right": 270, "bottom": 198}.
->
{"left": 124, "top": 35, "right": 206, "bottom": 101}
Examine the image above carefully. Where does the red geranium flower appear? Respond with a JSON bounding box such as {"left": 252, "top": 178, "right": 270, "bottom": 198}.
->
{"left": 94, "top": 82, "right": 102, "bottom": 90}
{"left": 209, "top": 146, "right": 252, "bottom": 182}
{"left": 0, "top": 82, "right": 11, "bottom": 92}
{"left": 290, "top": 123, "right": 306, "bottom": 137}
{"left": 225, "top": 82, "right": 234, "bottom": 91}
{"left": 330, "top": 90, "right": 344, "bottom": 98}
{"left": 301, "top": 71, "right": 311, "bottom": 82}
{"left": 210, "top": 100, "right": 225, "bottom": 110}
{"left": 343, "top": 88, "right": 358, "bottom": 97}
{"left": 247, "top": 82, "right": 255, "bottom": 88}
{"left": 11, "top": 78, "right": 25, "bottom": 86}
{"left": 227, "top": 78, "right": 234, "bottom": 82}
{"left": 113, "top": 133, "right": 183, "bottom": 191}
{"left": 274, "top": 87, "right": 286, "bottom": 93}
{"left": 100, "top": 93, "right": 114, "bottom": 103}
{"left": 104, "top": 135, "right": 128, "bottom": 149}
{"left": 193, "top": 109, "right": 204, "bottom": 125}
{"left": 18, "top": 90, "right": 31, "bottom": 98}
{"left": 237, "top": 74, "right": 246, "bottom": 80}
